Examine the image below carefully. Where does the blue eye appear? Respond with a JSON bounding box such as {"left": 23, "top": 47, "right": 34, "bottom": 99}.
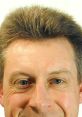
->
{"left": 54, "top": 79, "right": 63, "bottom": 84}
{"left": 19, "top": 80, "right": 30, "bottom": 85}
{"left": 50, "top": 79, "right": 63, "bottom": 85}
{"left": 15, "top": 79, "right": 32, "bottom": 89}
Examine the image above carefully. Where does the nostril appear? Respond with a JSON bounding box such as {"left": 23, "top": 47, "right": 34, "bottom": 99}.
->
{"left": 31, "top": 106, "right": 39, "bottom": 113}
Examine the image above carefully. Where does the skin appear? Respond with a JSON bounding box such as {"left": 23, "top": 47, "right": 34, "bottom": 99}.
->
{"left": 0, "top": 37, "right": 82, "bottom": 117}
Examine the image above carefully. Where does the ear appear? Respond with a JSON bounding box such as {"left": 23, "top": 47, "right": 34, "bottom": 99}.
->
{"left": 0, "top": 82, "right": 4, "bottom": 106}
{"left": 79, "top": 83, "right": 82, "bottom": 103}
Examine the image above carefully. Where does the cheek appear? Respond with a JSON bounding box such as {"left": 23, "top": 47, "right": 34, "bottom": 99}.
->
{"left": 52, "top": 91, "right": 77, "bottom": 110}
{"left": 53, "top": 91, "right": 79, "bottom": 116}
{"left": 3, "top": 92, "right": 31, "bottom": 117}
{"left": 58, "top": 93, "right": 72, "bottom": 108}
{"left": 7, "top": 93, "right": 30, "bottom": 109}
{"left": 58, "top": 92, "right": 79, "bottom": 117}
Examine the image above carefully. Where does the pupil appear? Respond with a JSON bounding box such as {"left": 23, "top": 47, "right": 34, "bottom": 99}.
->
{"left": 55, "top": 79, "right": 61, "bottom": 84}
{"left": 20, "top": 80, "right": 28, "bottom": 85}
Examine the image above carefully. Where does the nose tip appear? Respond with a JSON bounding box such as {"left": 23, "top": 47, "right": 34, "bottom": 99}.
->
{"left": 28, "top": 85, "right": 52, "bottom": 111}
{"left": 40, "top": 103, "right": 52, "bottom": 109}
{"left": 29, "top": 94, "right": 52, "bottom": 108}
{"left": 29, "top": 97, "right": 52, "bottom": 113}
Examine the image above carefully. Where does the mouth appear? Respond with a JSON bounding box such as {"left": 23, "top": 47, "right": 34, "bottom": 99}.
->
{"left": 18, "top": 109, "right": 64, "bottom": 117}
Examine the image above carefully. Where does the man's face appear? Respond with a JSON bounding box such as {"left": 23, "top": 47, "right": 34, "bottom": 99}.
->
{"left": 1, "top": 37, "right": 81, "bottom": 117}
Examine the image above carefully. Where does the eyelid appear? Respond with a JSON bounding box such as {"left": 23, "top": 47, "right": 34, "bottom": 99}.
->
{"left": 12, "top": 78, "right": 33, "bottom": 90}
{"left": 48, "top": 73, "right": 69, "bottom": 80}
{"left": 9, "top": 76, "right": 29, "bottom": 86}
{"left": 13, "top": 77, "right": 35, "bottom": 85}
{"left": 48, "top": 76, "right": 65, "bottom": 80}
{"left": 49, "top": 77, "right": 64, "bottom": 81}
{"left": 9, "top": 72, "right": 34, "bottom": 83}
{"left": 14, "top": 78, "right": 29, "bottom": 84}
{"left": 48, "top": 77, "right": 65, "bottom": 84}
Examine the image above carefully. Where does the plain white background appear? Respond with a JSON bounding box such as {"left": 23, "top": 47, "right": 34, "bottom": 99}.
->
{"left": 0, "top": 0, "right": 82, "bottom": 117}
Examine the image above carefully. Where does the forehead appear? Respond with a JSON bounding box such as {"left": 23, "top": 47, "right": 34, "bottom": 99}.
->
{"left": 6, "top": 36, "right": 74, "bottom": 49}
{"left": 4, "top": 37, "right": 77, "bottom": 74}
{"left": 5, "top": 37, "right": 75, "bottom": 60}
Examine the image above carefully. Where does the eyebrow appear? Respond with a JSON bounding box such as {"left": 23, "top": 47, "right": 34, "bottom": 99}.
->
{"left": 10, "top": 69, "right": 72, "bottom": 78}
{"left": 10, "top": 72, "right": 34, "bottom": 80}
{"left": 49, "top": 69, "right": 72, "bottom": 76}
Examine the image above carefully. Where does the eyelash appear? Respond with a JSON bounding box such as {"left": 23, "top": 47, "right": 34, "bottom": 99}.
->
{"left": 14, "top": 79, "right": 33, "bottom": 89}
{"left": 49, "top": 78, "right": 64, "bottom": 85}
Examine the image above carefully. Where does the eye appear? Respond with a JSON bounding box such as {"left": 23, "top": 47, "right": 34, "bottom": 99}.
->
{"left": 49, "top": 78, "right": 64, "bottom": 85}
{"left": 14, "top": 79, "right": 33, "bottom": 89}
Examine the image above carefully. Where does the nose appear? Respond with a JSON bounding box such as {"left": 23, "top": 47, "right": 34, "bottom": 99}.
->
{"left": 28, "top": 83, "right": 52, "bottom": 112}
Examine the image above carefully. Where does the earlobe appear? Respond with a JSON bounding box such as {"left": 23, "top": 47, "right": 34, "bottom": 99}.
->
{"left": 79, "top": 83, "right": 82, "bottom": 103}
{"left": 0, "top": 83, "right": 4, "bottom": 106}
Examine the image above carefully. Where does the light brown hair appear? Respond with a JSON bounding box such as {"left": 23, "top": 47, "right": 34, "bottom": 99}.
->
{"left": 0, "top": 6, "right": 82, "bottom": 82}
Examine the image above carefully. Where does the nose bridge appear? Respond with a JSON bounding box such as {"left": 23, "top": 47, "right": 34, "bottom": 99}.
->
{"left": 29, "top": 80, "right": 52, "bottom": 109}
{"left": 36, "top": 81, "right": 49, "bottom": 102}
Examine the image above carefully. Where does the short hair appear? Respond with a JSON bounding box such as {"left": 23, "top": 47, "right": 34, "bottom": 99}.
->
{"left": 0, "top": 6, "right": 82, "bottom": 82}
